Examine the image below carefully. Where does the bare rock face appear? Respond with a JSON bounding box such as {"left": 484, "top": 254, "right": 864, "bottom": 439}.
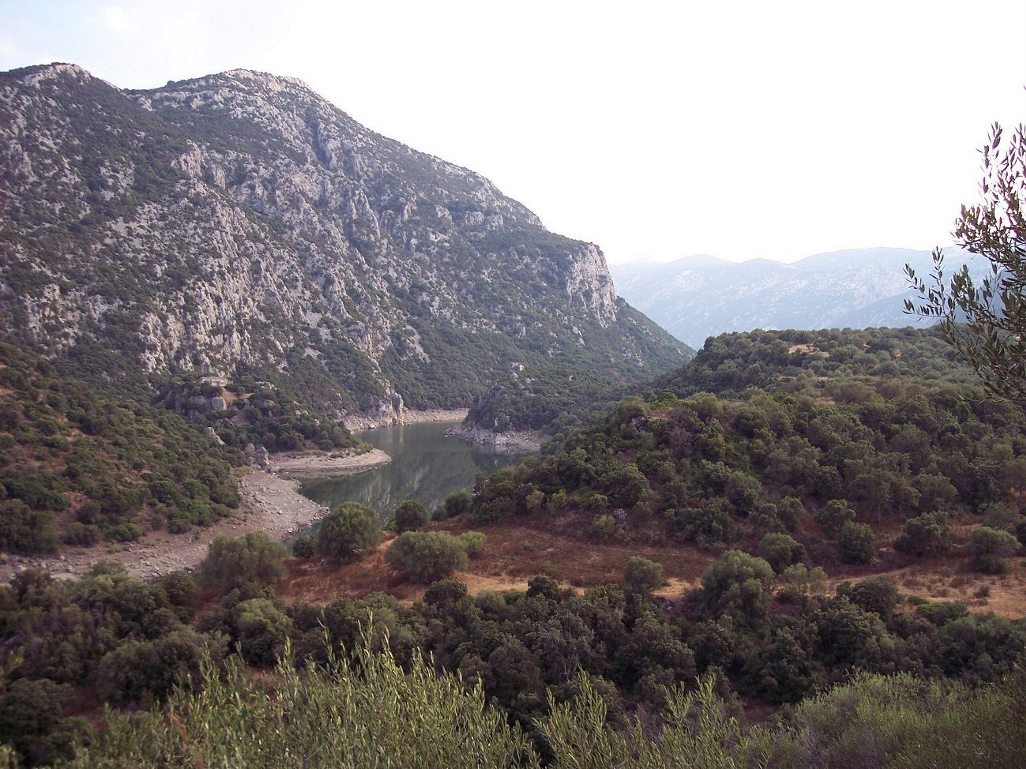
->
{"left": 0, "top": 63, "right": 687, "bottom": 420}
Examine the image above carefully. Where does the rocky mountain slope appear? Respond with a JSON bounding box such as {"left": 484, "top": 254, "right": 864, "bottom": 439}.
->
{"left": 611, "top": 247, "right": 983, "bottom": 348}
{"left": 0, "top": 63, "right": 687, "bottom": 422}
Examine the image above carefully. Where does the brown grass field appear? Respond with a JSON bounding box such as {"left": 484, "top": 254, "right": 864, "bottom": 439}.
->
{"left": 273, "top": 514, "right": 1026, "bottom": 618}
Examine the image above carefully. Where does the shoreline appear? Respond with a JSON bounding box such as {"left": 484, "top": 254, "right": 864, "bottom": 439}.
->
{"left": 343, "top": 407, "right": 469, "bottom": 431}
{"left": 270, "top": 447, "right": 391, "bottom": 479}
{"left": 0, "top": 448, "right": 392, "bottom": 583}
{"left": 445, "top": 424, "right": 544, "bottom": 453}
{"left": 0, "top": 408, "right": 476, "bottom": 583}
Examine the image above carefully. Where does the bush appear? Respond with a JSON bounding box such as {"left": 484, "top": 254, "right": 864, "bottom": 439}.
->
{"left": 97, "top": 630, "right": 207, "bottom": 705}
{"left": 968, "top": 526, "right": 1019, "bottom": 574}
{"left": 394, "top": 500, "right": 429, "bottom": 533}
{"left": 291, "top": 533, "right": 315, "bottom": 558}
{"left": 457, "top": 531, "right": 486, "bottom": 557}
{"left": 700, "top": 550, "right": 774, "bottom": 623}
{"left": 778, "top": 562, "right": 827, "bottom": 602}
{"left": 837, "top": 576, "right": 900, "bottom": 620}
{"left": 817, "top": 500, "right": 856, "bottom": 536}
{"left": 0, "top": 500, "right": 59, "bottom": 554}
{"left": 0, "top": 678, "right": 83, "bottom": 767}
{"left": 757, "top": 532, "right": 805, "bottom": 573}
{"left": 386, "top": 532, "right": 468, "bottom": 583}
{"left": 838, "top": 522, "right": 876, "bottom": 564}
{"left": 316, "top": 502, "right": 381, "bottom": 562}
{"left": 62, "top": 523, "right": 101, "bottom": 547}
{"left": 235, "top": 598, "right": 293, "bottom": 666}
{"left": 200, "top": 532, "right": 287, "bottom": 592}
{"left": 895, "top": 512, "right": 953, "bottom": 557}
{"left": 438, "top": 490, "right": 473, "bottom": 520}
{"left": 66, "top": 639, "right": 538, "bottom": 768}
{"left": 103, "top": 522, "right": 141, "bottom": 543}
{"left": 591, "top": 513, "right": 616, "bottom": 538}
{"left": 623, "top": 556, "right": 665, "bottom": 595}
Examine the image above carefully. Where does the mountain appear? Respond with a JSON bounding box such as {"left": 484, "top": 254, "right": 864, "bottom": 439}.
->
{"left": 0, "top": 63, "right": 687, "bottom": 423}
{"left": 610, "top": 247, "right": 983, "bottom": 348}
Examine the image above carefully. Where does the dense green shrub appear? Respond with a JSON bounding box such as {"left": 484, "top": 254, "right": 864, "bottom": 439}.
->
{"left": 316, "top": 502, "right": 381, "bottom": 562}
{"left": 66, "top": 640, "right": 539, "bottom": 769}
{"left": 816, "top": 500, "right": 856, "bottom": 536}
{"left": 235, "top": 598, "right": 292, "bottom": 666}
{"left": 291, "top": 533, "right": 315, "bottom": 558}
{"left": 97, "top": 630, "right": 209, "bottom": 705}
{"left": 757, "top": 532, "right": 805, "bottom": 573}
{"left": 0, "top": 501, "right": 58, "bottom": 554}
{"left": 968, "top": 526, "right": 1019, "bottom": 574}
{"left": 837, "top": 577, "right": 900, "bottom": 621}
{"left": 894, "top": 511, "right": 954, "bottom": 556}
{"left": 700, "top": 550, "right": 774, "bottom": 623}
{"left": 838, "top": 522, "right": 876, "bottom": 564}
{"left": 394, "top": 500, "right": 429, "bottom": 533}
{"left": 0, "top": 678, "right": 86, "bottom": 768}
{"left": 623, "top": 556, "right": 665, "bottom": 595}
{"left": 199, "top": 532, "right": 287, "bottom": 592}
{"left": 437, "top": 490, "right": 473, "bottom": 520}
{"left": 457, "top": 531, "right": 486, "bottom": 558}
{"left": 386, "top": 532, "right": 469, "bottom": 583}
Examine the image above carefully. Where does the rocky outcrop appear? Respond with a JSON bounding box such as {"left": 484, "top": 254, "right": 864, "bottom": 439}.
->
{"left": 0, "top": 63, "right": 687, "bottom": 418}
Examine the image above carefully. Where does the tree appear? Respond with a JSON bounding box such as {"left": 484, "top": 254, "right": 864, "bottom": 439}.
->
{"left": 816, "top": 500, "right": 855, "bottom": 537}
{"left": 837, "top": 522, "right": 876, "bottom": 565}
{"left": 757, "top": 532, "right": 805, "bottom": 574}
{"left": 700, "top": 550, "right": 774, "bottom": 624}
{"left": 385, "top": 531, "right": 468, "bottom": 583}
{"left": 317, "top": 502, "right": 381, "bottom": 562}
{"left": 199, "top": 532, "right": 286, "bottom": 593}
{"left": 968, "top": 525, "right": 1019, "bottom": 574}
{"left": 894, "top": 511, "right": 953, "bottom": 557}
{"left": 906, "top": 120, "right": 1026, "bottom": 399}
{"left": 623, "top": 556, "right": 665, "bottom": 595}
{"left": 394, "top": 500, "right": 429, "bottom": 533}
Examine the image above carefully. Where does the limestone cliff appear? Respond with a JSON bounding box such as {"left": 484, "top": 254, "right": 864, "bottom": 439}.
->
{"left": 0, "top": 63, "right": 687, "bottom": 420}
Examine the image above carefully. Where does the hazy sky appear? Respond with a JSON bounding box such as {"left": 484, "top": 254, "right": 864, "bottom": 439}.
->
{"left": 2, "top": 0, "right": 1024, "bottom": 263}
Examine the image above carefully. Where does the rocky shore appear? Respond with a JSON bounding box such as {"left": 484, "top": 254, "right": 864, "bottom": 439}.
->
{"left": 0, "top": 410, "right": 484, "bottom": 583}
{"left": 270, "top": 448, "right": 391, "bottom": 479}
{"left": 0, "top": 449, "right": 391, "bottom": 583}
{"left": 445, "top": 424, "right": 544, "bottom": 453}
{"left": 343, "top": 408, "right": 469, "bottom": 431}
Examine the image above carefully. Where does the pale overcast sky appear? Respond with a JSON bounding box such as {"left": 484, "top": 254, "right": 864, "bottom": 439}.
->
{"left": 2, "top": 0, "right": 1024, "bottom": 263}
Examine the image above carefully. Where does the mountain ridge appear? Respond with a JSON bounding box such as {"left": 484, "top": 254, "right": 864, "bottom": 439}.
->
{"left": 611, "top": 247, "right": 982, "bottom": 347}
{"left": 0, "top": 62, "right": 688, "bottom": 423}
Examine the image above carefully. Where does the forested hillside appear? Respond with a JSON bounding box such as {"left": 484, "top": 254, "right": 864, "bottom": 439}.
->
{"left": 0, "top": 342, "right": 242, "bottom": 552}
{"left": 3, "top": 326, "right": 1025, "bottom": 767}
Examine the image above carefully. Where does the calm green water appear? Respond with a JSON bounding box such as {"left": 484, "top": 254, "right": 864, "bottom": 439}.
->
{"left": 300, "top": 421, "right": 519, "bottom": 519}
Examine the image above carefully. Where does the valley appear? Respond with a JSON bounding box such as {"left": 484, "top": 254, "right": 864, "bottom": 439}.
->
{"left": 0, "top": 54, "right": 1023, "bottom": 769}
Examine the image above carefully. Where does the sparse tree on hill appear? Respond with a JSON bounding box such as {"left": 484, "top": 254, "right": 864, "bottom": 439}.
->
{"left": 394, "top": 499, "right": 429, "bottom": 533}
{"left": 200, "top": 532, "right": 286, "bottom": 593}
{"left": 623, "top": 556, "right": 665, "bottom": 595}
{"left": 317, "top": 502, "right": 382, "bottom": 562}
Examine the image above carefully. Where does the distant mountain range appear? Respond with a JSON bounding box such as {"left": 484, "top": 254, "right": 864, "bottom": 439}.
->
{"left": 611, "top": 247, "right": 984, "bottom": 347}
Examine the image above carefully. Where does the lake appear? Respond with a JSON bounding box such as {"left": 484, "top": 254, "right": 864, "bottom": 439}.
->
{"left": 300, "top": 420, "right": 520, "bottom": 519}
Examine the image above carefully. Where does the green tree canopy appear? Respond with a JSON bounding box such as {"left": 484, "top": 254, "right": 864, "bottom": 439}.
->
{"left": 317, "top": 502, "right": 382, "bottom": 563}
{"left": 906, "top": 120, "right": 1026, "bottom": 399}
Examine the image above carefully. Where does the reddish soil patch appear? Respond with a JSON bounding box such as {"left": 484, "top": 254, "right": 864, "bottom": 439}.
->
{"left": 275, "top": 514, "right": 716, "bottom": 606}
{"left": 274, "top": 514, "right": 1026, "bottom": 620}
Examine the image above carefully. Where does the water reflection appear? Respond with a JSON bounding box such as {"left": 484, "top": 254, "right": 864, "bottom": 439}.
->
{"left": 301, "top": 421, "right": 519, "bottom": 519}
